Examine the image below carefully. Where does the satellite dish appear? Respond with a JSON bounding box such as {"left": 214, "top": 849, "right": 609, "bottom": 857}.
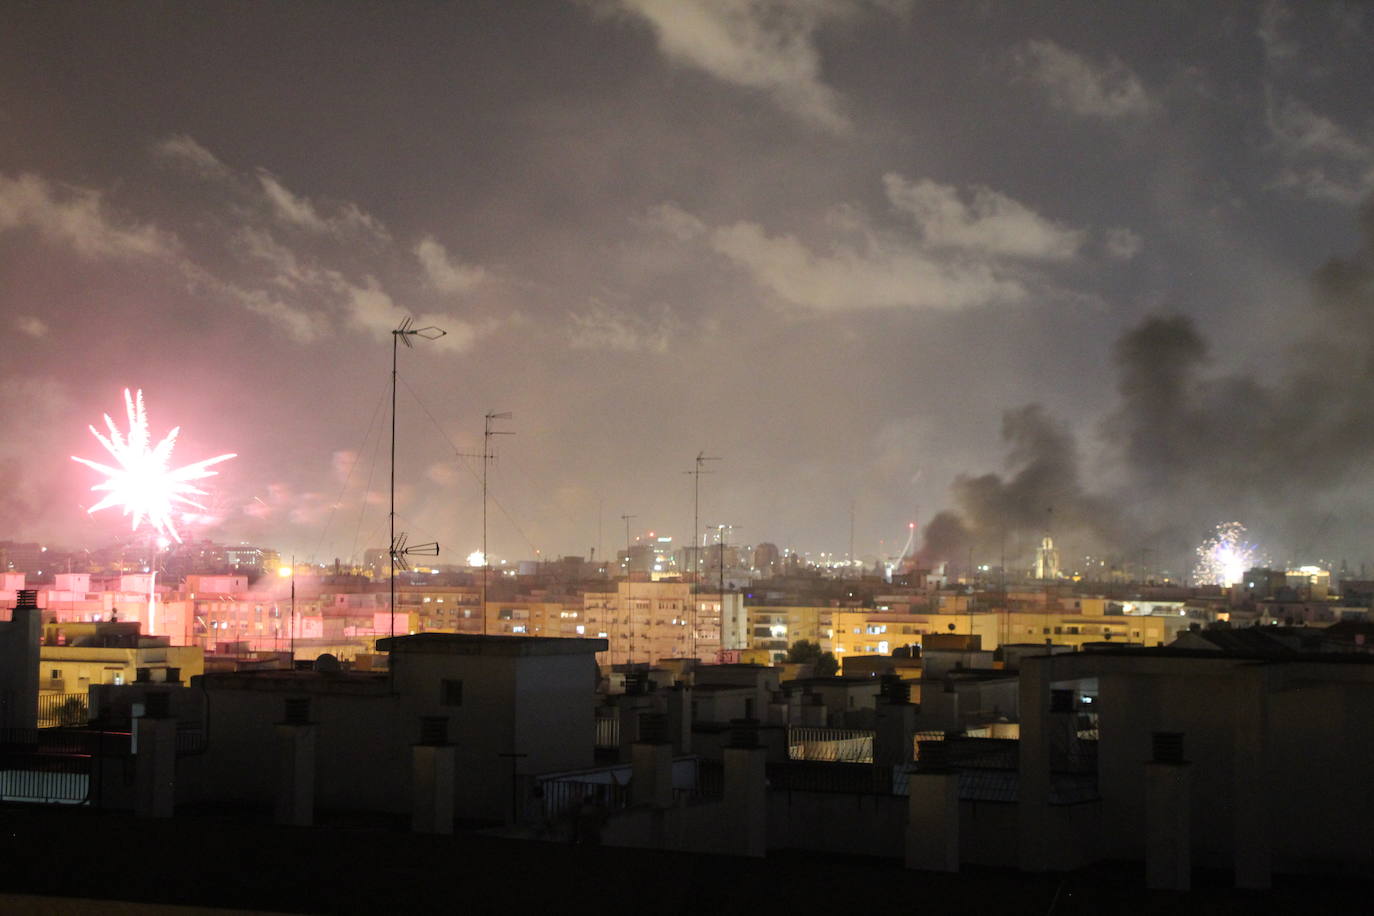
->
{"left": 313, "top": 653, "right": 341, "bottom": 673}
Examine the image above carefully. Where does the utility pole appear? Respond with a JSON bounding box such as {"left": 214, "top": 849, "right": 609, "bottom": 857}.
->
{"left": 621, "top": 513, "right": 636, "bottom": 668}
{"left": 481, "top": 411, "right": 513, "bottom": 635}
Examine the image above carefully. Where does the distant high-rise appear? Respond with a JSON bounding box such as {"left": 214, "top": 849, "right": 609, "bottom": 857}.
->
{"left": 1034, "top": 535, "right": 1060, "bottom": 580}
{"left": 752, "top": 542, "right": 780, "bottom": 575}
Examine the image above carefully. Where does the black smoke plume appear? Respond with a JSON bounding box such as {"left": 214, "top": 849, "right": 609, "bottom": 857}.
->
{"left": 920, "top": 198, "right": 1374, "bottom": 574}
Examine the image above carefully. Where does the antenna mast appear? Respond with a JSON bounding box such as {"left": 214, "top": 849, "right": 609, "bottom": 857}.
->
{"left": 481, "top": 411, "right": 514, "bottom": 635}
{"left": 389, "top": 317, "right": 445, "bottom": 647}
{"left": 621, "top": 513, "right": 636, "bottom": 667}
{"left": 684, "top": 451, "right": 719, "bottom": 660}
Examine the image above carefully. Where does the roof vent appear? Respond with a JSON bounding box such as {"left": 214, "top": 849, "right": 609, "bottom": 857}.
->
{"left": 1152, "top": 731, "right": 1185, "bottom": 764}
{"left": 283, "top": 696, "right": 311, "bottom": 726}
{"left": 727, "top": 718, "right": 760, "bottom": 749}
{"left": 418, "top": 715, "right": 449, "bottom": 746}
{"left": 637, "top": 712, "right": 668, "bottom": 745}
{"left": 879, "top": 674, "right": 910, "bottom": 704}
{"left": 916, "top": 739, "right": 950, "bottom": 772}
{"left": 144, "top": 690, "right": 171, "bottom": 720}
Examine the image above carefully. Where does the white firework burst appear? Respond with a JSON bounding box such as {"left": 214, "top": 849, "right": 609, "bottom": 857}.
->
{"left": 1193, "top": 521, "right": 1260, "bottom": 587}
{"left": 72, "top": 389, "right": 236, "bottom": 543}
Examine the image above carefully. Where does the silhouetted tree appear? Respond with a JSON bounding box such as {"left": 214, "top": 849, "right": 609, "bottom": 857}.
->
{"left": 785, "top": 639, "right": 838, "bottom": 677}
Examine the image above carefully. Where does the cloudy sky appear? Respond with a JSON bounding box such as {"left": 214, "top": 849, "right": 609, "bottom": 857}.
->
{"left": 2, "top": 1, "right": 1373, "bottom": 575}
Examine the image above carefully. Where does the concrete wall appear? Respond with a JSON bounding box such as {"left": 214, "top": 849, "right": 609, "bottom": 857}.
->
{"left": 1084, "top": 655, "right": 1374, "bottom": 874}
{"left": 394, "top": 651, "right": 516, "bottom": 821}
{"left": 959, "top": 801, "right": 1018, "bottom": 867}
{"left": 193, "top": 682, "right": 405, "bottom": 813}
{"left": 692, "top": 686, "right": 756, "bottom": 723}
{"left": 598, "top": 790, "right": 908, "bottom": 859}
{"left": 514, "top": 654, "right": 598, "bottom": 774}
{"left": 768, "top": 790, "right": 907, "bottom": 858}
{"left": 0, "top": 603, "right": 40, "bottom": 730}
{"left": 950, "top": 677, "right": 1019, "bottom": 720}
{"left": 600, "top": 799, "right": 736, "bottom": 853}
{"left": 1268, "top": 681, "right": 1374, "bottom": 870}
{"left": 1099, "top": 667, "right": 1248, "bottom": 865}
{"left": 390, "top": 644, "right": 601, "bottom": 821}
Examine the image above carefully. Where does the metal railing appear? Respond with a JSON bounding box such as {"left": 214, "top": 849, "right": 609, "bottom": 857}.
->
{"left": 37, "top": 693, "right": 89, "bottom": 729}
{"left": 787, "top": 727, "right": 874, "bottom": 763}
{"left": 0, "top": 727, "right": 115, "bottom": 806}
{"left": 536, "top": 776, "right": 631, "bottom": 823}
{"left": 175, "top": 725, "right": 208, "bottom": 756}
{"left": 1, "top": 728, "right": 129, "bottom": 757}
{"left": 1049, "top": 715, "right": 1100, "bottom": 804}
{"left": 695, "top": 758, "right": 723, "bottom": 800}
{"left": 594, "top": 716, "right": 620, "bottom": 749}
{"left": 0, "top": 754, "right": 90, "bottom": 804}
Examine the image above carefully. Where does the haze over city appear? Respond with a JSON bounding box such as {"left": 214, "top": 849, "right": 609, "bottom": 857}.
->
{"left": 3, "top": 1, "right": 1373, "bottom": 576}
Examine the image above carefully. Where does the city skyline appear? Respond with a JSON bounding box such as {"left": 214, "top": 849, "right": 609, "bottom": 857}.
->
{"left": 3, "top": 3, "right": 1373, "bottom": 569}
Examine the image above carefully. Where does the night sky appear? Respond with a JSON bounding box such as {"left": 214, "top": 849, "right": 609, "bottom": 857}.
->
{"left": 2, "top": 1, "right": 1372, "bottom": 573}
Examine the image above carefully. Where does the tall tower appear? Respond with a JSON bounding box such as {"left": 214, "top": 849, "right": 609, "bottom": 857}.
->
{"left": 1034, "top": 536, "right": 1060, "bottom": 580}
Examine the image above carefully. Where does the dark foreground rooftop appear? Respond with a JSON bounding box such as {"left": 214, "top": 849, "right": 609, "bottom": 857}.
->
{"left": 0, "top": 803, "right": 1368, "bottom": 915}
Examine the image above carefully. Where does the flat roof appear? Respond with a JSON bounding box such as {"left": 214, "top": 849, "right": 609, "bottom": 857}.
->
{"left": 785, "top": 676, "right": 882, "bottom": 687}
{"left": 198, "top": 669, "right": 392, "bottom": 695}
{"left": 376, "top": 632, "right": 607, "bottom": 657}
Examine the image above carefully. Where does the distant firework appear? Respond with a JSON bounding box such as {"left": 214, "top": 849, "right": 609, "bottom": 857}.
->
{"left": 1193, "top": 522, "right": 1259, "bottom": 587}
{"left": 72, "top": 389, "right": 236, "bottom": 543}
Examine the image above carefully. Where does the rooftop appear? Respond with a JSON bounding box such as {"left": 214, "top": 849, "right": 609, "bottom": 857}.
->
{"left": 198, "top": 668, "right": 392, "bottom": 695}
{"left": 376, "top": 632, "right": 607, "bottom": 657}
{"left": 0, "top": 804, "right": 1366, "bottom": 913}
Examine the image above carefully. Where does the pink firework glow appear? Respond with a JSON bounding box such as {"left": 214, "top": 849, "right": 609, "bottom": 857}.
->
{"left": 72, "top": 389, "right": 236, "bottom": 543}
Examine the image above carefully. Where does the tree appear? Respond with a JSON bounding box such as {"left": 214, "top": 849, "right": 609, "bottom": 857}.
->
{"left": 56, "top": 696, "right": 87, "bottom": 727}
{"left": 784, "top": 639, "right": 839, "bottom": 677}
